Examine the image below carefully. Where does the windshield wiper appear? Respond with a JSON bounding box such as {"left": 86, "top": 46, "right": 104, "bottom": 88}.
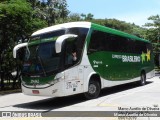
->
{"left": 35, "top": 46, "right": 47, "bottom": 76}
{"left": 37, "top": 56, "right": 46, "bottom": 76}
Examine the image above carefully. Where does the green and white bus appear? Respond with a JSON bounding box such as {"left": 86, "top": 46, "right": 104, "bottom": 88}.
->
{"left": 13, "top": 22, "right": 155, "bottom": 99}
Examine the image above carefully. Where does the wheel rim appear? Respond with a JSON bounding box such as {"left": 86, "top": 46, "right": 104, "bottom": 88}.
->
{"left": 88, "top": 84, "right": 96, "bottom": 94}
{"left": 141, "top": 74, "right": 145, "bottom": 84}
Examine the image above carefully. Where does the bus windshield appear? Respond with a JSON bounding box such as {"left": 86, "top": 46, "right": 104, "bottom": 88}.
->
{"left": 23, "top": 41, "right": 60, "bottom": 76}
{"left": 22, "top": 27, "right": 89, "bottom": 76}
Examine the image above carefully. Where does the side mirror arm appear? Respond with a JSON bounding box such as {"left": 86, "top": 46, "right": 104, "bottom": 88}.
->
{"left": 13, "top": 43, "right": 28, "bottom": 58}
{"left": 55, "top": 34, "right": 77, "bottom": 53}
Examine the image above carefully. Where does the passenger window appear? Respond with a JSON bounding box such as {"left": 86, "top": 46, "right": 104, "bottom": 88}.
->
{"left": 88, "top": 30, "right": 105, "bottom": 53}
{"left": 88, "top": 29, "right": 148, "bottom": 54}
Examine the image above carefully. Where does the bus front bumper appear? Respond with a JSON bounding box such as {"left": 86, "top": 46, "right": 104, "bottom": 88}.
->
{"left": 21, "top": 82, "right": 65, "bottom": 97}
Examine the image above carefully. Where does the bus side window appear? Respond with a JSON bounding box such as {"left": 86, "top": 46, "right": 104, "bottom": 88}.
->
{"left": 104, "top": 33, "right": 122, "bottom": 52}
{"left": 88, "top": 30, "right": 105, "bottom": 53}
{"left": 64, "top": 39, "right": 78, "bottom": 68}
{"left": 134, "top": 41, "right": 147, "bottom": 54}
{"left": 126, "top": 39, "right": 135, "bottom": 53}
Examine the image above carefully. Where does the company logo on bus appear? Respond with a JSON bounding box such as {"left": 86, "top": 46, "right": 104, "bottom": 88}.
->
{"left": 141, "top": 49, "right": 151, "bottom": 63}
{"left": 112, "top": 54, "right": 141, "bottom": 63}
{"left": 112, "top": 49, "right": 151, "bottom": 64}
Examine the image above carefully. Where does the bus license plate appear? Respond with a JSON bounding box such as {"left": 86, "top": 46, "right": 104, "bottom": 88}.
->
{"left": 32, "top": 90, "right": 39, "bottom": 94}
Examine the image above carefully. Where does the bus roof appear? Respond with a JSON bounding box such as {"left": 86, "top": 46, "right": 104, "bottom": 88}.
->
{"left": 32, "top": 22, "right": 91, "bottom": 36}
{"left": 91, "top": 23, "right": 150, "bottom": 43}
{"left": 32, "top": 21, "right": 150, "bottom": 43}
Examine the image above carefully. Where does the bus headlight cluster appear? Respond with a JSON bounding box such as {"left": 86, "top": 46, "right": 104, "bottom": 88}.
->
{"left": 48, "top": 77, "right": 63, "bottom": 85}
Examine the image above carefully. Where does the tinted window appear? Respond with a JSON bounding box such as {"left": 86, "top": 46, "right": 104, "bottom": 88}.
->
{"left": 66, "top": 28, "right": 89, "bottom": 56}
{"left": 88, "top": 30, "right": 105, "bottom": 52}
{"left": 64, "top": 28, "right": 89, "bottom": 68}
{"left": 104, "top": 34, "right": 129, "bottom": 52}
{"left": 88, "top": 30, "right": 150, "bottom": 54}
{"left": 23, "top": 41, "right": 60, "bottom": 76}
{"left": 89, "top": 30, "right": 130, "bottom": 53}
{"left": 134, "top": 41, "right": 147, "bottom": 54}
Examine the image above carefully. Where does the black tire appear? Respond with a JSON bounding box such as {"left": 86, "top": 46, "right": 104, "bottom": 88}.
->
{"left": 84, "top": 80, "right": 101, "bottom": 99}
{"left": 139, "top": 72, "right": 146, "bottom": 86}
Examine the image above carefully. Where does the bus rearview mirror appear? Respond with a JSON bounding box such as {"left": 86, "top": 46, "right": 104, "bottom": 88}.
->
{"left": 13, "top": 43, "right": 28, "bottom": 58}
{"left": 55, "top": 34, "right": 77, "bottom": 53}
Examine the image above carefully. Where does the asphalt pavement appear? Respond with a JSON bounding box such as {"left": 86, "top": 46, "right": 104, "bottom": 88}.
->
{"left": 0, "top": 75, "right": 160, "bottom": 120}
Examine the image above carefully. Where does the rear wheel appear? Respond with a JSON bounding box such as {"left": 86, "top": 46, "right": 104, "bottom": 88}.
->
{"left": 84, "top": 80, "right": 101, "bottom": 99}
{"left": 139, "top": 72, "right": 146, "bottom": 86}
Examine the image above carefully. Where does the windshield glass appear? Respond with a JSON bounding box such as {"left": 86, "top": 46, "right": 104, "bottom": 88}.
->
{"left": 23, "top": 41, "right": 60, "bottom": 76}
{"left": 22, "top": 30, "right": 65, "bottom": 76}
{"left": 22, "top": 27, "right": 89, "bottom": 76}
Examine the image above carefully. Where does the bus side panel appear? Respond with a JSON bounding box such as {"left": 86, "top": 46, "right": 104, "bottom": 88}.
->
{"left": 86, "top": 25, "right": 154, "bottom": 88}
{"left": 63, "top": 65, "right": 85, "bottom": 96}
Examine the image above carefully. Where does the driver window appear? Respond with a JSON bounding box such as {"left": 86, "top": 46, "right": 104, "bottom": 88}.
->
{"left": 65, "top": 39, "right": 77, "bottom": 68}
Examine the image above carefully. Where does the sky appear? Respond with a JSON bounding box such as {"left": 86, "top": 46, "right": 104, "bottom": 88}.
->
{"left": 66, "top": 0, "right": 160, "bottom": 26}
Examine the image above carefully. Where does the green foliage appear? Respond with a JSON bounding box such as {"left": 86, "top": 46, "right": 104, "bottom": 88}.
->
{"left": 145, "top": 15, "right": 160, "bottom": 42}
{"left": 144, "top": 15, "right": 160, "bottom": 54}
{"left": 0, "top": 0, "right": 47, "bottom": 72}
{"left": 0, "top": 0, "right": 70, "bottom": 74}
{"left": 67, "top": 13, "right": 146, "bottom": 38}
{"left": 0, "top": 0, "right": 47, "bottom": 42}
{"left": 67, "top": 12, "right": 94, "bottom": 22}
{"left": 147, "top": 15, "right": 160, "bottom": 27}
{"left": 81, "top": 13, "right": 94, "bottom": 20}
{"left": 0, "top": 0, "right": 70, "bottom": 88}
{"left": 68, "top": 13, "right": 81, "bottom": 22}
{"left": 89, "top": 19, "right": 146, "bottom": 38}
{"left": 39, "top": 0, "right": 69, "bottom": 26}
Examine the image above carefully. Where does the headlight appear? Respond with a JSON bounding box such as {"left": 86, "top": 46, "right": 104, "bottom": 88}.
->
{"left": 48, "top": 77, "right": 62, "bottom": 85}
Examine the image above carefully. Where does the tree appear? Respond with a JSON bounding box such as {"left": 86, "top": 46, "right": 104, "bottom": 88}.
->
{"left": 68, "top": 13, "right": 81, "bottom": 22}
{"left": 41, "top": 0, "right": 69, "bottom": 26}
{"left": 27, "top": 0, "right": 46, "bottom": 20}
{"left": 0, "top": 0, "right": 32, "bottom": 68}
{"left": 86, "top": 13, "right": 94, "bottom": 20}
{"left": 67, "top": 12, "right": 94, "bottom": 22}
{"left": 90, "top": 19, "right": 146, "bottom": 38}
{"left": 0, "top": 0, "right": 47, "bottom": 89}
{"left": 144, "top": 15, "right": 160, "bottom": 68}
{"left": 145, "top": 15, "right": 160, "bottom": 43}
{"left": 81, "top": 13, "right": 94, "bottom": 20}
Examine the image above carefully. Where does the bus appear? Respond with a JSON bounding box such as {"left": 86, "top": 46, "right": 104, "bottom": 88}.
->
{"left": 13, "top": 22, "right": 155, "bottom": 99}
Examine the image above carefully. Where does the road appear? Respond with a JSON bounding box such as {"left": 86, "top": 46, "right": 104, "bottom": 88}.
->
{"left": 0, "top": 75, "right": 160, "bottom": 120}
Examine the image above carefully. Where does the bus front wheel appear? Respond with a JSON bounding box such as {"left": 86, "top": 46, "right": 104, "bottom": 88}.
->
{"left": 84, "top": 80, "right": 101, "bottom": 99}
